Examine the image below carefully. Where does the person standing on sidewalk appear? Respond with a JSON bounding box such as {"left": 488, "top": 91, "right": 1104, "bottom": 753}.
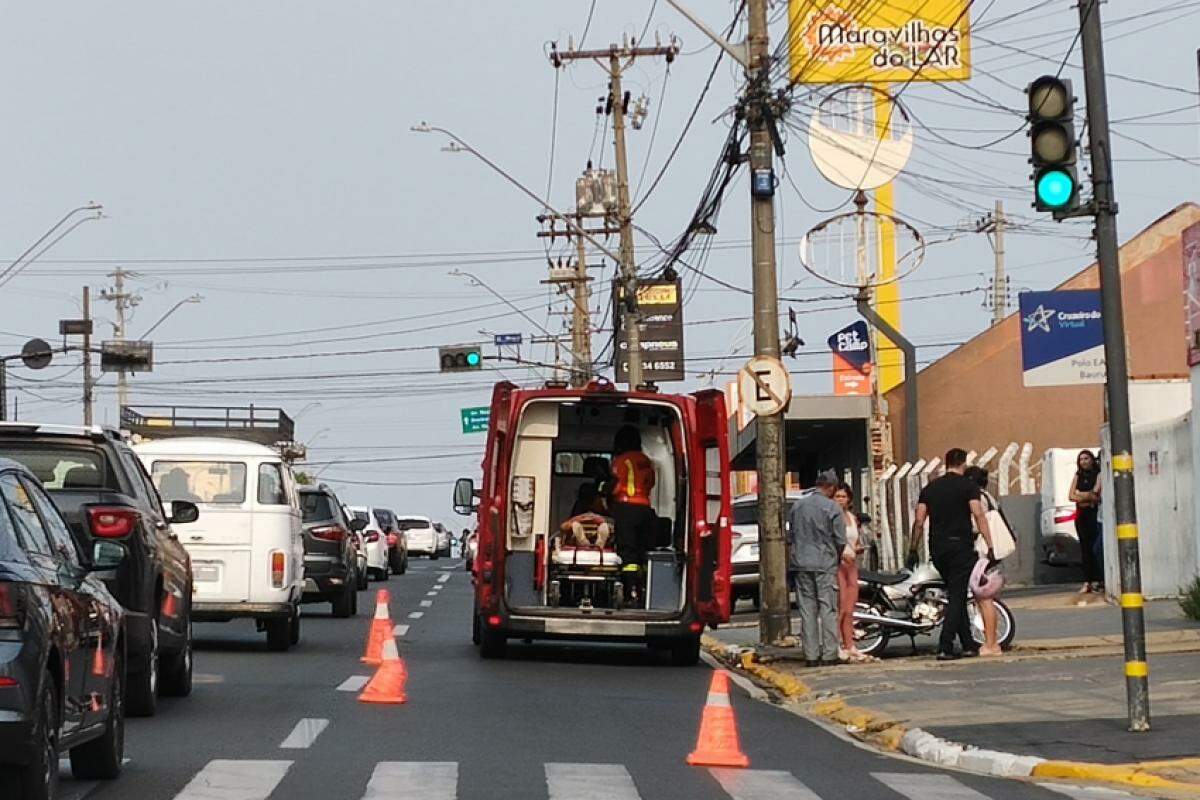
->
{"left": 909, "top": 449, "right": 995, "bottom": 661}
{"left": 1070, "top": 449, "right": 1103, "bottom": 594}
{"left": 965, "top": 466, "right": 1006, "bottom": 656}
{"left": 789, "top": 471, "right": 850, "bottom": 667}
{"left": 833, "top": 483, "right": 872, "bottom": 662}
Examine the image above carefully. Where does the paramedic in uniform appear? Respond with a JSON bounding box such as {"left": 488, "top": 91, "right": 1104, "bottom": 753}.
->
{"left": 609, "top": 426, "right": 656, "bottom": 601}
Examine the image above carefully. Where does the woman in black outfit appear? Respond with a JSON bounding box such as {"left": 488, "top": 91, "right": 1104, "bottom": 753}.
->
{"left": 1069, "top": 449, "right": 1103, "bottom": 593}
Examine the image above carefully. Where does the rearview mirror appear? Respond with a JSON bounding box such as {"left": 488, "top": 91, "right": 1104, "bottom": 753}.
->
{"left": 348, "top": 517, "right": 368, "bottom": 532}
{"left": 169, "top": 500, "right": 199, "bottom": 525}
{"left": 89, "top": 540, "right": 127, "bottom": 571}
{"left": 453, "top": 477, "right": 477, "bottom": 516}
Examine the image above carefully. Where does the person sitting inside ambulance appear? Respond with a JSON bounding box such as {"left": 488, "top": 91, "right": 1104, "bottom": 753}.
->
{"left": 609, "top": 425, "right": 657, "bottom": 600}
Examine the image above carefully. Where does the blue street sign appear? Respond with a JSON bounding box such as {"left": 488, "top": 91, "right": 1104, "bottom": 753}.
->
{"left": 494, "top": 333, "right": 523, "bottom": 347}
{"left": 1019, "top": 290, "right": 1105, "bottom": 387}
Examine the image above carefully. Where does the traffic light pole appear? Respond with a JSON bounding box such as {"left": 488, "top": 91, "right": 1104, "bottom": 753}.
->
{"left": 1078, "top": 0, "right": 1150, "bottom": 732}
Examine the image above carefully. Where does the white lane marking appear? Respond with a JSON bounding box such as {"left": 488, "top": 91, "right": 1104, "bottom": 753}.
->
{"left": 193, "top": 673, "right": 225, "bottom": 684}
{"left": 58, "top": 782, "right": 100, "bottom": 800}
{"left": 361, "top": 762, "right": 458, "bottom": 799}
{"left": 1040, "top": 786, "right": 1139, "bottom": 799}
{"left": 710, "top": 769, "right": 822, "bottom": 800}
{"left": 393, "top": 624, "right": 410, "bottom": 637}
{"left": 279, "top": 718, "right": 329, "bottom": 749}
{"left": 426, "top": 591, "right": 438, "bottom": 596}
{"left": 872, "top": 773, "right": 992, "bottom": 800}
{"left": 171, "top": 760, "right": 292, "bottom": 800}
{"left": 546, "top": 763, "right": 640, "bottom": 800}
{"left": 336, "top": 676, "right": 370, "bottom": 692}
{"left": 419, "top": 600, "right": 433, "bottom": 607}
{"left": 437, "top": 574, "right": 451, "bottom": 583}
{"left": 408, "top": 611, "right": 424, "bottom": 619}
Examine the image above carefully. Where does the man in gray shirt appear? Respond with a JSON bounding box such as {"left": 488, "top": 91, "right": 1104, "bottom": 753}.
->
{"left": 788, "top": 471, "right": 850, "bottom": 666}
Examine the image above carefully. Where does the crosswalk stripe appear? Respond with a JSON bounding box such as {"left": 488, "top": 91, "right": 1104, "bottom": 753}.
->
{"left": 279, "top": 718, "right": 329, "bottom": 749}
{"left": 872, "top": 773, "right": 991, "bottom": 800}
{"left": 362, "top": 762, "right": 458, "bottom": 799}
{"left": 420, "top": 600, "right": 433, "bottom": 607}
{"left": 546, "top": 763, "right": 640, "bottom": 800}
{"left": 171, "top": 760, "right": 292, "bottom": 800}
{"left": 426, "top": 591, "right": 438, "bottom": 596}
{"left": 409, "top": 611, "right": 424, "bottom": 619}
{"left": 337, "top": 676, "right": 370, "bottom": 692}
{"left": 438, "top": 574, "right": 451, "bottom": 583}
{"left": 710, "top": 769, "right": 822, "bottom": 799}
{"left": 1040, "top": 785, "right": 1139, "bottom": 799}
{"left": 393, "top": 624, "right": 410, "bottom": 637}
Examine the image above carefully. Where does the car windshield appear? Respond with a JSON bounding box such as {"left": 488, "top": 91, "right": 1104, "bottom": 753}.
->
{"left": 0, "top": 446, "right": 114, "bottom": 491}
{"left": 352, "top": 510, "right": 370, "bottom": 524}
{"left": 373, "top": 509, "right": 395, "bottom": 529}
{"left": 150, "top": 461, "right": 248, "bottom": 504}
{"left": 397, "top": 518, "right": 429, "bottom": 531}
{"left": 300, "top": 492, "right": 335, "bottom": 522}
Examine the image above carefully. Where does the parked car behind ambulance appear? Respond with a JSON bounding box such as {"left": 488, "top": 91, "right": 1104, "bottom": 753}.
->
{"left": 1040, "top": 447, "right": 1097, "bottom": 566}
{"left": 135, "top": 437, "right": 306, "bottom": 651}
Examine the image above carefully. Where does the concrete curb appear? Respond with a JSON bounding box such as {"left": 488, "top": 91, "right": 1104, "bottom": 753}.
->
{"left": 700, "top": 634, "right": 1200, "bottom": 793}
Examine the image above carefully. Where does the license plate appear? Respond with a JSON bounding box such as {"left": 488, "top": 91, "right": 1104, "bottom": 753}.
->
{"left": 193, "top": 563, "right": 221, "bottom": 583}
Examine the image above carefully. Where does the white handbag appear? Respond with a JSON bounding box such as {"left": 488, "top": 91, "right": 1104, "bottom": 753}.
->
{"left": 975, "top": 492, "right": 1017, "bottom": 560}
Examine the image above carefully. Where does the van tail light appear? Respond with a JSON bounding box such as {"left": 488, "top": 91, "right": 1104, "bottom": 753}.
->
{"left": 270, "top": 551, "right": 286, "bottom": 588}
{"left": 1054, "top": 510, "right": 1078, "bottom": 525}
{"left": 87, "top": 506, "right": 139, "bottom": 539}
{"left": 365, "top": 531, "right": 380, "bottom": 543}
{"left": 0, "top": 582, "right": 21, "bottom": 630}
{"left": 310, "top": 525, "right": 347, "bottom": 543}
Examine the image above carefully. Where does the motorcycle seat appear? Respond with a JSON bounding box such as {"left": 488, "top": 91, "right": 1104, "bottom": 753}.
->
{"left": 859, "top": 570, "right": 910, "bottom": 586}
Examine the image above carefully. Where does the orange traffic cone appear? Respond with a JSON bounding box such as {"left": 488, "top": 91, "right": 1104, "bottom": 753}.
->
{"left": 357, "top": 637, "right": 407, "bottom": 705}
{"left": 686, "top": 671, "right": 749, "bottom": 768}
{"left": 161, "top": 590, "right": 178, "bottom": 620}
{"left": 360, "top": 589, "right": 393, "bottom": 665}
{"left": 92, "top": 628, "right": 107, "bottom": 678}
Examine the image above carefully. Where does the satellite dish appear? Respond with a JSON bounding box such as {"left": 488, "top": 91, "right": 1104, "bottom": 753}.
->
{"left": 21, "top": 338, "right": 52, "bottom": 370}
{"left": 808, "top": 85, "right": 914, "bottom": 191}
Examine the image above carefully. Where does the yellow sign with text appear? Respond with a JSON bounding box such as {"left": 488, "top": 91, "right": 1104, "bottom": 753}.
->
{"left": 789, "top": 0, "right": 972, "bottom": 84}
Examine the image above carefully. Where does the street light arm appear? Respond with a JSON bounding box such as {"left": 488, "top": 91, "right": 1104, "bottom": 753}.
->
{"left": 0, "top": 208, "right": 104, "bottom": 290}
{"left": 663, "top": 0, "right": 750, "bottom": 68}
{"left": 411, "top": 123, "right": 625, "bottom": 267}
{"left": 139, "top": 294, "right": 203, "bottom": 339}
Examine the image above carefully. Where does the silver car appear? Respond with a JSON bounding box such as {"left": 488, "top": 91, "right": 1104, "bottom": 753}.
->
{"left": 731, "top": 490, "right": 817, "bottom": 609}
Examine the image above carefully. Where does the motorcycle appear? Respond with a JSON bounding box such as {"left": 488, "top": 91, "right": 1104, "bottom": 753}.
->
{"left": 852, "top": 562, "right": 1016, "bottom": 657}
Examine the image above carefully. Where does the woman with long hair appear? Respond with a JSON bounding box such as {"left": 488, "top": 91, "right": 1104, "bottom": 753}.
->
{"left": 965, "top": 466, "right": 1004, "bottom": 656}
{"left": 1069, "top": 449, "right": 1103, "bottom": 593}
{"left": 833, "top": 483, "right": 873, "bottom": 662}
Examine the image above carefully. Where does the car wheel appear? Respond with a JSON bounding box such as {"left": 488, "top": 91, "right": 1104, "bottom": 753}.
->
{"left": 430, "top": 552, "right": 440, "bottom": 561}
{"left": 357, "top": 566, "right": 369, "bottom": 591}
{"left": 397, "top": 554, "right": 407, "bottom": 575}
{"left": 479, "top": 618, "right": 505, "bottom": 659}
{"left": 331, "top": 581, "right": 354, "bottom": 618}
{"left": 126, "top": 621, "right": 159, "bottom": 717}
{"left": 265, "top": 617, "right": 291, "bottom": 652}
{"left": 351, "top": 585, "right": 359, "bottom": 615}
{"left": 289, "top": 607, "right": 301, "bottom": 645}
{"left": 160, "top": 617, "right": 193, "bottom": 698}
{"left": 6, "top": 670, "right": 59, "bottom": 800}
{"left": 70, "top": 645, "right": 125, "bottom": 780}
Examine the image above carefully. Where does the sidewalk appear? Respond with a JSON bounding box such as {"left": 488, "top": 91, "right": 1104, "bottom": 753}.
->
{"left": 709, "top": 590, "right": 1200, "bottom": 795}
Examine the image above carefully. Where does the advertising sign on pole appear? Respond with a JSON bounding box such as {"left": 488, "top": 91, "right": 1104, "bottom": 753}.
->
{"left": 1019, "top": 290, "right": 1105, "bottom": 387}
{"left": 828, "top": 320, "right": 872, "bottom": 396}
{"left": 1183, "top": 222, "right": 1200, "bottom": 366}
{"left": 460, "top": 406, "right": 490, "bottom": 434}
{"left": 614, "top": 279, "right": 685, "bottom": 383}
{"left": 788, "top": 0, "right": 972, "bottom": 84}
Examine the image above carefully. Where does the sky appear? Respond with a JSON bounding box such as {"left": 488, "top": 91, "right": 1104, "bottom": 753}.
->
{"left": 1, "top": 1, "right": 1197, "bottom": 522}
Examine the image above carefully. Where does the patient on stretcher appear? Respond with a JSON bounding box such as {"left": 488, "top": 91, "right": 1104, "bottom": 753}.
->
{"left": 557, "top": 483, "right": 614, "bottom": 550}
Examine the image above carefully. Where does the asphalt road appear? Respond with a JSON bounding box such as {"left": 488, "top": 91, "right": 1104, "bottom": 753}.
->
{"left": 60, "top": 559, "right": 1145, "bottom": 800}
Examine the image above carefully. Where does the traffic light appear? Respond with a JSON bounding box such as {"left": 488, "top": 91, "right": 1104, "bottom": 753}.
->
{"left": 1026, "top": 76, "right": 1080, "bottom": 216}
{"left": 439, "top": 345, "right": 482, "bottom": 372}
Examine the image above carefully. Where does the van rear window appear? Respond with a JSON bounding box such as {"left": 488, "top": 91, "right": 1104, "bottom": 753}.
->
{"left": 397, "top": 518, "right": 428, "bottom": 531}
{"left": 0, "top": 447, "right": 113, "bottom": 491}
{"left": 150, "top": 461, "right": 247, "bottom": 504}
{"left": 300, "top": 492, "right": 335, "bottom": 522}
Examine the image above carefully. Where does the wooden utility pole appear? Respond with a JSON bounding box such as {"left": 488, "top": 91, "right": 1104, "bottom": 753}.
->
{"left": 82, "top": 286, "right": 94, "bottom": 425}
{"left": 100, "top": 267, "right": 140, "bottom": 417}
{"left": 551, "top": 40, "right": 678, "bottom": 388}
{"left": 572, "top": 228, "right": 593, "bottom": 386}
{"left": 976, "top": 201, "right": 1008, "bottom": 325}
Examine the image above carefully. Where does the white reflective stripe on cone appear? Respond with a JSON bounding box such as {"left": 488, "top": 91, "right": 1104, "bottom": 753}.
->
{"left": 705, "top": 692, "right": 731, "bottom": 707}
{"left": 546, "top": 763, "right": 641, "bottom": 800}
{"left": 710, "top": 769, "right": 822, "bottom": 800}
{"left": 171, "top": 760, "right": 292, "bottom": 800}
{"left": 361, "top": 762, "right": 458, "bottom": 800}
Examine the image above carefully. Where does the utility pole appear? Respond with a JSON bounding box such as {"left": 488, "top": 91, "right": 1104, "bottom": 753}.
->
{"left": 572, "top": 227, "right": 593, "bottom": 386}
{"left": 975, "top": 200, "right": 1008, "bottom": 324}
{"left": 0, "top": 362, "right": 6, "bottom": 422}
{"left": 1078, "top": 0, "right": 1150, "bottom": 732}
{"left": 100, "top": 267, "right": 141, "bottom": 417}
{"left": 550, "top": 40, "right": 678, "bottom": 388}
{"left": 82, "top": 286, "right": 94, "bottom": 426}
{"left": 745, "top": 0, "right": 790, "bottom": 646}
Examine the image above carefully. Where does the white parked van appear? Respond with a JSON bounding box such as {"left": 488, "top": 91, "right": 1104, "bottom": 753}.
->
{"left": 135, "top": 437, "right": 305, "bottom": 651}
{"left": 1039, "top": 446, "right": 1099, "bottom": 566}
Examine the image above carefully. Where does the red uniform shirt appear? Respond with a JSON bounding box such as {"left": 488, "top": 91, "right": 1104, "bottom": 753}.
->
{"left": 611, "top": 451, "right": 655, "bottom": 507}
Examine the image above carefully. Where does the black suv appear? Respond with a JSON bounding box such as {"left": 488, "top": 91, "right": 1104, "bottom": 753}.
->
{"left": 299, "top": 485, "right": 362, "bottom": 618}
{"left": 0, "top": 423, "right": 198, "bottom": 718}
{"left": 0, "top": 458, "right": 128, "bottom": 800}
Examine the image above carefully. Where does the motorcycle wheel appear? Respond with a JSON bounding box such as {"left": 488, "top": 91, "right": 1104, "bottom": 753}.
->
{"left": 853, "top": 601, "right": 889, "bottom": 657}
{"left": 968, "top": 598, "right": 1016, "bottom": 649}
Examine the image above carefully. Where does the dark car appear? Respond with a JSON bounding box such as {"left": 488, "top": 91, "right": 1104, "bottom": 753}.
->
{"left": 0, "top": 458, "right": 128, "bottom": 800}
{"left": 0, "top": 423, "right": 198, "bottom": 718}
{"left": 372, "top": 507, "right": 408, "bottom": 576}
{"left": 299, "top": 486, "right": 362, "bottom": 618}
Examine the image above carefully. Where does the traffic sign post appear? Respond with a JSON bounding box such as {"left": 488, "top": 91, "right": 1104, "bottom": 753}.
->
{"left": 460, "top": 406, "right": 490, "bottom": 434}
{"left": 737, "top": 356, "right": 792, "bottom": 417}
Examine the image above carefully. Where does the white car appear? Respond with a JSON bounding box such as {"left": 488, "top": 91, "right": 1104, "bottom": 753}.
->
{"left": 731, "top": 490, "right": 817, "bottom": 608}
{"left": 347, "top": 505, "right": 389, "bottom": 580}
{"left": 399, "top": 515, "right": 439, "bottom": 559}
{"left": 432, "top": 521, "right": 453, "bottom": 557}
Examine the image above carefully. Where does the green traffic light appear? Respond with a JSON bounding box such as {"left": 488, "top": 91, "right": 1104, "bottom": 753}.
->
{"left": 1036, "top": 169, "right": 1075, "bottom": 209}
{"left": 466, "top": 351, "right": 481, "bottom": 367}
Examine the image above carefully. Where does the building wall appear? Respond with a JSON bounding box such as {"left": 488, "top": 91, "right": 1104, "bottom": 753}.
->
{"left": 885, "top": 203, "right": 1200, "bottom": 461}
